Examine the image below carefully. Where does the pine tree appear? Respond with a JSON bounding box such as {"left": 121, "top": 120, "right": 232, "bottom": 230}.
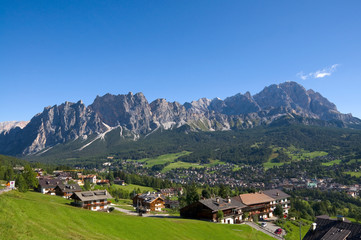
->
{"left": 84, "top": 180, "right": 91, "bottom": 191}
{"left": 16, "top": 175, "right": 28, "bottom": 192}
{"left": 23, "top": 165, "right": 38, "bottom": 189}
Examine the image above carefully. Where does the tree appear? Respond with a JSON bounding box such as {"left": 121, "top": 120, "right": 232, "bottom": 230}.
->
{"left": 4, "top": 166, "right": 14, "bottom": 182}
{"left": 218, "top": 184, "right": 230, "bottom": 198}
{"left": 243, "top": 212, "right": 249, "bottom": 221}
{"left": 84, "top": 180, "right": 91, "bottom": 191}
{"left": 274, "top": 204, "right": 284, "bottom": 218}
{"left": 185, "top": 184, "right": 199, "bottom": 205}
{"left": 217, "top": 210, "right": 224, "bottom": 222}
{"left": 201, "top": 189, "right": 211, "bottom": 199}
{"left": 107, "top": 172, "right": 115, "bottom": 185}
{"left": 23, "top": 165, "right": 38, "bottom": 189}
{"left": 16, "top": 175, "right": 28, "bottom": 192}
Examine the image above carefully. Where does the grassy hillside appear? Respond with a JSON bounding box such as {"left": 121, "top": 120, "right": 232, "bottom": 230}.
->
{"left": 0, "top": 191, "right": 274, "bottom": 240}
{"left": 112, "top": 183, "right": 156, "bottom": 193}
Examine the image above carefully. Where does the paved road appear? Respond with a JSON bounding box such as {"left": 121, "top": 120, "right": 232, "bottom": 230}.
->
{"left": 0, "top": 188, "right": 12, "bottom": 195}
{"left": 112, "top": 206, "right": 171, "bottom": 218}
{"left": 245, "top": 221, "right": 285, "bottom": 240}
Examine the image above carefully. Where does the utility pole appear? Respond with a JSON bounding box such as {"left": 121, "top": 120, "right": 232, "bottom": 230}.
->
{"left": 299, "top": 221, "right": 302, "bottom": 240}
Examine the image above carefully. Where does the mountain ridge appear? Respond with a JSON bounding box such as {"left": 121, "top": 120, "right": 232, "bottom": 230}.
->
{"left": 0, "top": 81, "right": 360, "bottom": 156}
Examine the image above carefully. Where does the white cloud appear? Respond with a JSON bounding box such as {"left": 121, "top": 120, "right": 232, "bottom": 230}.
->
{"left": 297, "top": 64, "right": 339, "bottom": 80}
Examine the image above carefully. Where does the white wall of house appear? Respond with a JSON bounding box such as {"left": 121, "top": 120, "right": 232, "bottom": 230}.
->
{"left": 221, "top": 217, "right": 234, "bottom": 224}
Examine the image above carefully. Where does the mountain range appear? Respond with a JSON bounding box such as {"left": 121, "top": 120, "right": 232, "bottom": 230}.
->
{"left": 1, "top": 81, "right": 360, "bottom": 157}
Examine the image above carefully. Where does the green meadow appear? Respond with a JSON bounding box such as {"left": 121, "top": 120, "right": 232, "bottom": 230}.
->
{"left": 263, "top": 146, "right": 328, "bottom": 169}
{"left": 137, "top": 151, "right": 192, "bottom": 167}
{"left": 344, "top": 171, "right": 361, "bottom": 178}
{"left": 112, "top": 183, "right": 156, "bottom": 193}
{"left": 321, "top": 159, "right": 341, "bottom": 166}
{"left": 0, "top": 191, "right": 274, "bottom": 240}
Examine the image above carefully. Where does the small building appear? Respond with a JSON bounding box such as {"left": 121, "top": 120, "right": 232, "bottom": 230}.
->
{"left": 83, "top": 175, "right": 97, "bottom": 184}
{"left": 133, "top": 192, "right": 165, "bottom": 212}
{"left": 180, "top": 197, "right": 246, "bottom": 224}
{"left": 114, "top": 178, "right": 125, "bottom": 185}
{"left": 70, "top": 190, "right": 113, "bottom": 211}
{"left": 164, "top": 199, "right": 179, "bottom": 209}
{"left": 38, "top": 178, "right": 62, "bottom": 194}
{"left": 159, "top": 187, "right": 183, "bottom": 197}
{"left": 96, "top": 179, "right": 110, "bottom": 185}
{"left": 54, "top": 184, "right": 82, "bottom": 198}
{"left": 263, "top": 189, "right": 291, "bottom": 216}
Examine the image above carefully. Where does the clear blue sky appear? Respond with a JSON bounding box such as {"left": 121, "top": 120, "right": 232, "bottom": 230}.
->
{"left": 1, "top": 0, "right": 361, "bottom": 122}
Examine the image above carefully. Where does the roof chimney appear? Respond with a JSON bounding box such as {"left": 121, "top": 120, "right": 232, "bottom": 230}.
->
{"left": 276, "top": 192, "right": 280, "bottom": 196}
{"left": 227, "top": 196, "right": 231, "bottom": 203}
{"left": 216, "top": 197, "right": 220, "bottom": 203}
{"left": 312, "top": 223, "right": 317, "bottom": 231}
{"left": 337, "top": 215, "right": 345, "bottom": 222}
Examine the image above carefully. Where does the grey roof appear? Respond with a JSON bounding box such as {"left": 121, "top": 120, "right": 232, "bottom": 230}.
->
{"left": 71, "top": 190, "right": 112, "bottom": 201}
{"left": 200, "top": 197, "right": 246, "bottom": 212}
{"left": 55, "top": 184, "right": 82, "bottom": 193}
{"left": 303, "top": 216, "right": 361, "bottom": 240}
{"left": 38, "top": 178, "right": 63, "bottom": 188}
{"left": 137, "top": 193, "right": 164, "bottom": 203}
{"left": 263, "top": 189, "right": 290, "bottom": 200}
{"left": 321, "top": 227, "right": 351, "bottom": 240}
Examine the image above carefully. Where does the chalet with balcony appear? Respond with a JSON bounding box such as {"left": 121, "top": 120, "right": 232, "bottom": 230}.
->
{"left": 54, "top": 183, "right": 82, "bottom": 199}
{"left": 180, "top": 197, "right": 246, "bottom": 224}
{"left": 37, "top": 178, "right": 62, "bottom": 194}
{"left": 263, "top": 189, "right": 291, "bottom": 216}
{"left": 70, "top": 190, "right": 113, "bottom": 211}
{"left": 159, "top": 187, "right": 183, "bottom": 197}
{"left": 234, "top": 192, "right": 274, "bottom": 220}
{"left": 133, "top": 192, "right": 165, "bottom": 212}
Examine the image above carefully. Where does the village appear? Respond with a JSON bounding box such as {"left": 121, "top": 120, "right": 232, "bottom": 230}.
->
{"left": 0, "top": 165, "right": 294, "bottom": 238}
{"left": 2, "top": 158, "right": 361, "bottom": 240}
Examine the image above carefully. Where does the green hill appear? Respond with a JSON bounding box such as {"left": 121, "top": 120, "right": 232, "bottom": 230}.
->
{"left": 26, "top": 123, "right": 361, "bottom": 168}
{"left": 0, "top": 191, "right": 274, "bottom": 240}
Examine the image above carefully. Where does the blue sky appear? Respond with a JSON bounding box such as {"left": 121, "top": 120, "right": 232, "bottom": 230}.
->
{"left": 1, "top": 0, "right": 361, "bottom": 122}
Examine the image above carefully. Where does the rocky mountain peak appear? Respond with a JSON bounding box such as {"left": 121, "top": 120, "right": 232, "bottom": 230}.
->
{"left": 1, "top": 81, "right": 359, "bottom": 156}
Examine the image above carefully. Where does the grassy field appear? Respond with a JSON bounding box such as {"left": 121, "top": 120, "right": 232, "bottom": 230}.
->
{"left": 161, "top": 161, "right": 204, "bottom": 173}
{"left": 135, "top": 152, "right": 229, "bottom": 173}
{"left": 344, "top": 171, "right": 361, "bottom": 178}
{"left": 276, "top": 219, "right": 312, "bottom": 240}
{"left": 137, "top": 151, "right": 191, "bottom": 167}
{"left": 321, "top": 159, "right": 341, "bottom": 166}
{"left": 263, "top": 146, "right": 328, "bottom": 169}
{"left": 113, "top": 184, "right": 156, "bottom": 193}
{"left": 0, "top": 191, "right": 274, "bottom": 240}
{"left": 346, "top": 159, "right": 361, "bottom": 165}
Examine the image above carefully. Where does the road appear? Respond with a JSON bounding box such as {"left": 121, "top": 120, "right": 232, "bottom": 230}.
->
{"left": 112, "top": 206, "right": 171, "bottom": 218}
{"left": 0, "top": 188, "right": 12, "bottom": 195}
{"left": 244, "top": 221, "right": 285, "bottom": 240}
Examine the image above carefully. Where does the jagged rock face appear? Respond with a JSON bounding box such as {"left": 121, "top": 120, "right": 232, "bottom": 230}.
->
{"left": 0, "top": 121, "right": 29, "bottom": 134}
{"left": 254, "top": 84, "right": 293, "bottom": 110}
{"left": 150, "top": 99, "right": 187, "bottom": 129}
{"left": 25, "top": 100, "right": 105, "bottom": 154}
{"left": 1, "top": 81, "right": 360, "bottom": 156}
{"left": 0, "top": 101, "right": 105, "bottom": 155}
{"left": 223, "top": 92, "right": 260, "bottom": 115}
{"left": 89, "top": 92, "right": 153, "bottom": 134}
{"left": 279, "top": 82, "right": 311, "bottom": 110}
